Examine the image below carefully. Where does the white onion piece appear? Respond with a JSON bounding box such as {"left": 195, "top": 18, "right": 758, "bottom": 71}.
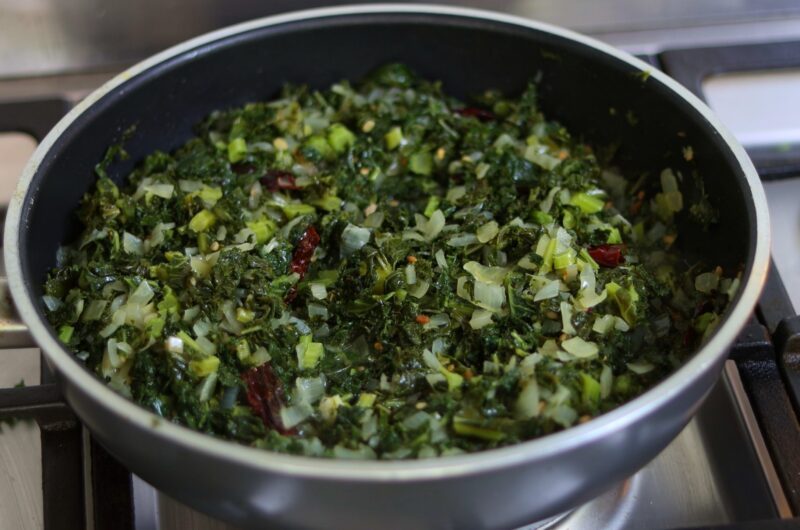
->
{"left": 560, "top": 302, "right": 576, "bottom": 335}
{"left": 473, "top": 281, "right": 505, "bottom": 312}
{"left": 122, "top": 232, "right": 143, "bottom": 255}
{"left": 561, "top": 336, "right": 599, "bottom": 358}
{"left": 463, "top": 261, "right": 509, "bottom": 285}
{"left": 515, "top": 379, "right": 541, "bottom": 419}
{"left": 627, "top": 362, "right": 655, "bottom": 374}
{"left": 309, "top": 282, "right": 328, "bottom": 300}
{"left": 469, "top": 309, "right": 494, "bottom": 330}
{"left": 600, "top": 365, "right": 613, "bottom": 399}
{"left": 340, "top": 224, "right": 371, "bottom": 257}
{"left": 533, "top": 279, "right": 560, "bottom": 301}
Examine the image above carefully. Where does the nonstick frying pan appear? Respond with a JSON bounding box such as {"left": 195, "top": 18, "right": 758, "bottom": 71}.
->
{"left": 3, "top": 5, "right": 770, "bottom": 529}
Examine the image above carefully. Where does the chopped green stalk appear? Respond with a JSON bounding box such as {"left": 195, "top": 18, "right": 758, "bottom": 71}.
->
{"left": 606, "top": 227, "right": 622, "bottom": 244}
{"left": 357, "top": 393, "right": 377, "bottom": 407}
{"left": 384, "top": 126, "right": 403, "bottom": 150}
{"left": 327, "top": 123, "right": 356, "bottom": 154}
{"left": 198, "top": 186, "right": 223, "bottom": 206}
{"left": 189, "top": 209, "right": 216, "bottom": 233}
{"left": 227, "top": 137, "right": 247, "bottom": 163}
{"left": 580, "top": 373, "right": 601, "bottom": 406}
{"left": 58, "top": 325, "right": 74, "bottom": 344}
{"left": 409, "top": 151, "right": 434, "bottom": 176}
{"left": 236, "top": 339, "right": 251, "bottom": 361}
{"left": 532, "top": 211, "right": 554, "bottom": 225}
{"left": 189, "top": 356, "right": 220, "bottom": 377}
{"left": 541, "top": 238, "right": 557, "bottom": 273}
{"left": 553, "top": 249, "right": 577, "bottom": 270}
{"left": 424, "top": 196, "right": 440, "bottom": 217}
{"left": 305, "top": 135, "right": 333, "bottom": 159}
{"left": 282, "top": 203, "right": 316, "bottom": 219}
{"left": 235, "top": 307, "right": 255, "bottom": 323}
{"left": 605, "top": 281, "right": 639, "bottom": 325}
{"left": 246, "top": 219, "right": 277, "bottom": 244}
{"left": 453, "top": 417, "right": 506, "bottom": 441}
{"left": 296, "top": 335, "right": 324, "bottom": 369}
{"left": 570, "top": 192, "right": 605, "bottom": 214}
{"left": 312, "top": 195, "right": 343, "bottom": 212}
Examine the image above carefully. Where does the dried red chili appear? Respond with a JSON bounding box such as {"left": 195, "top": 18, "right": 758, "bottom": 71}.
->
{"left": 285, "top": 226, "right": 321, "bottom": 303}
{"left": 241, "top": 363, "right": 295, "bottom": 435}
{"left": 455, "top": 107, "right": 496, "bottom": 122}
{"left": 260, "top": 170, "right": 301, "bottom": 192}
{"left": 587, "top": 244, "right": 625, "bottom": 267}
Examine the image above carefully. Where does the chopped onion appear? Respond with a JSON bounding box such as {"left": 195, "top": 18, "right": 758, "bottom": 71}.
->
{"left": 122, "top": 232, "right": 144, "bottom": 255}
{"left": 408, "top": 279, "right": 430, "bottom": 299}
{"left": 627, "top": 361, "right": 655, "bottom": 374}
{"left": 42, "top": 295, "right": 62, "bottom": 311}
{"left": 309, "top": 282, "right": 328, "bottom": 300}
{"left": 421, "top": 210, "right": 445, "bottom": 241}
{"left": 424, "top": 313, "right": 450, "bottom": 330}
{"left": 539, "top": 186, "right": 561, "bottom": 213}
{"left": 476, "top": 221, "right": 500, "bottom": 243}
{"left": 178, "top": 179, "right": 203, "bottom": 192}
{"left": 560, "top": 302, "right": 576, "bottom": 335}
{"left": 99, "top": 309, "right": 126, "bottom": 338}
{"left": 280, "top": 402, "right": 314, "bottom": 429}
{"left": 307, "top": 303, "right": 329, "bottom": 320}
{"left": 332, "top": 444, "right": 376, "bottom": 460}
{"left": 463, "top": 261, "right": 509, "bottom": 285}
{"left": 469, "top": 309, "right": 494, "bottom": 330}
{"left": 198, "top": 373, "right": 218, "bottom": 402}
{"left": 422, "top": 349, "right": 442, "bottom": 371}
{"left": 192, "top": 318, "right": 212, "bottom": 338}
{"left": 533, "top": 279, "right": 560, "bottom": 301}
{"left": 195, "top": 336, "right": 217, "bottom": 356}
{"left": 695, "top": 272, "right": 719, "bottom": 294}
{"left": 561, "top": 336, "right": 599, "bottom": 358}
{"left": 402, "top": 411, "right": 430, "bottom": 430}
{"left": 143, "top": 182, "right": 174, "bottom": 199}
{"left": 473, "top": 281, "right": 505, "bottom": 312}
{"left": 525, "top": 145, "right": 562, "bottom": 170}
{"left": 341, "top": 224, "right": 371, "bottom": 257}
{"left": 456, "top": 276, "right": 472, "bottom": 301}
{"left": 165, "top": 336, "right": 184, "bottom": 354}
{"left": 515, "top": 379, "right": 541, "bottom": 419}
{"left": 553, "top": 226, "right": 572, "bottom": 254}
{"left": 445, "top": 186, "right": 467, "bottom": 202}
{"left": 548, "top": 404, "right": 578, "bottom": 427}
{"left": 600, "top": 365, "right": 613, "bottom": 399}
{"left": 592, "top": 314, "right": 616, "bottom": 335}
{"left": 405, "top": 263, "right": 417, "bottom": 285}
{"left": 295, "top": 377, "right": 325, "bottom": 404}
{"left": 446, "top": 233, "right": 478, "bottom": 247}
{"left": 363, "top": 210, "right": 384, "bottom": 228}
{"left": 434, "top": 249, "right": 447, "bottom": 269}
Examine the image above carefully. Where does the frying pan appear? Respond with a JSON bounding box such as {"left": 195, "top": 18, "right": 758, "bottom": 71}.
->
{"left": 3, "top": 5, "right": 770, "bottom": 529}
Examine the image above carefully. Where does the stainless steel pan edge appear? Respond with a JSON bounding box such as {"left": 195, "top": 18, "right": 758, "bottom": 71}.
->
{"left": 3, "top": 4, "right": 770, "bottom": 529}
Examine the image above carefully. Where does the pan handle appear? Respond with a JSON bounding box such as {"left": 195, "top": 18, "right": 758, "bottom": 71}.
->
{"left": 0, "top": 277, "right": 35, "bottom": 348}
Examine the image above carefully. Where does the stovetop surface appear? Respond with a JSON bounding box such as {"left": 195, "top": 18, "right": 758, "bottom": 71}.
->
{"left": 2, "top": 16, "right": 800, "bottom": 530}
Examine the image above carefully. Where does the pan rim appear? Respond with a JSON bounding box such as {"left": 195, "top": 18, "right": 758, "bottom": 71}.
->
{"left": 3, "top": 3, "right": 770, "bottom": 481}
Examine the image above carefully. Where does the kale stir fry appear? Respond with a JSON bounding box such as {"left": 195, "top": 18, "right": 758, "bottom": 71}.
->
{"left": 43, "top": 64, "right": 737, "bottom": 459}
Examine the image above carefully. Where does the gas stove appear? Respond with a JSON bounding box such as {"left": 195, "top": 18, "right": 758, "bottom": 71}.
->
{"left": 2, "top": 7, "right": 800, "bottom": 530}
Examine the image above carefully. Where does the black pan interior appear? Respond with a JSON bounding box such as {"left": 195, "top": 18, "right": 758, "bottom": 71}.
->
{"left": 19, "top": 12, "right": 755, "bottom": 329}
